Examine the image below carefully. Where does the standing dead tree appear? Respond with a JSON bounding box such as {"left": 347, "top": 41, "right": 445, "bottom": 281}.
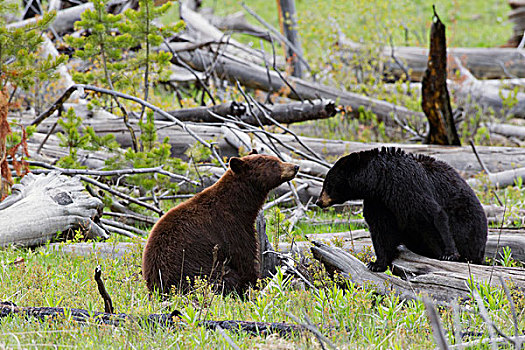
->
{"left": 421, "top": 7, "right": 460, "bottom": 146}
{"left": 276, "top": 0, "right": 304, "bottom": 77}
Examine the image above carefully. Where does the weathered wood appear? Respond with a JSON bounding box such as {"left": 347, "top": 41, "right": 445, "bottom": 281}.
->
{"left": 179, "top": 3, "right": 279, "bottom": 68}
{"left": 142, "top": 99, "right": 337, "bottom": 125}
{"left": 451, "top": 57, "right": 525, "bottom": 118}
{"left": 267, "top": 135, "right": 525, "bottom": 175}
{"left": 468, "top": 167, "right": 525, "bottom": 189}
{"left": 0, "top": 172, "right": 107, "bottom": 247}
{"left": 488, "top": 123, "right": 525, "bottom": 139}
{"left": 340, "top": 40, "right": 525, "bottom": 81}
{"left": 0, "top": 302, "right": 301, "bottom": 336}
{"left": 203, "top": 10, "right": 274, "bottom": 42}
{"left": 311, "top": 241, "right": 525, "bottom": 303}
{"left": 304, "top": 229, "right": 525, "bottom": 263}
{"left": 421, "top": 8, "right": 460, "bottom": 146}
{"left": 170, "top": 46, "right": 424, "bottom": 123}
{"left": 257, "top": 211, "right": 278, "bottom": 279}
{"left": 50, "top": 228, "right": 525, "bottom": 264}
{"left": 7, "top": 3, "right": 93, "bottom": 33}
{"left": 30, "top": 115, "right": 525, "bottom": 176}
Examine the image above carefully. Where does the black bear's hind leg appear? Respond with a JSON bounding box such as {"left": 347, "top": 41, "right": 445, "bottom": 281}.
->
{"left": 364, "top": 200, "right": 401, "bottom": 273}
{"left": 425, "top": 200, "right": 460, "bottom": 261}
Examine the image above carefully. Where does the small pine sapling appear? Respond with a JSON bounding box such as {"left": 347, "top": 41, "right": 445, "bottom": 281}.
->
{"left": 0, "top": 5, "right": 66, "bottom": 199}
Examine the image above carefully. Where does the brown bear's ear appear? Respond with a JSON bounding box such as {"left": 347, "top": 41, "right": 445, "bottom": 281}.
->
{"left": 248, "top": 149, "right": 258, "bottom": 155}
{"left": 229, "top": 157, "right": 245, "bottom": 174}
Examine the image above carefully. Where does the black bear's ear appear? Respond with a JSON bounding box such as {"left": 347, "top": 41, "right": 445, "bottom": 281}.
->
{"left": 248, "top": 149, "right": 258, "bottom": 155}
{"left": 229, "top": 157, "right": 245, "bottom": 174}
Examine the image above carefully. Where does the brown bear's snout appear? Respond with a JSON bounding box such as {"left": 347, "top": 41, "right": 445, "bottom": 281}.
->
{"left": 316, "top": 190, "right": 333, "bottom": 208}
{"left": 281, "top": 163, "right": 299, "bottom": 181}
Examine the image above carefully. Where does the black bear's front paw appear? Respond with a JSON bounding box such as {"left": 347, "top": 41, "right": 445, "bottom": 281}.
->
{"left": 367, "top": 261, "right": 389, "bottom": 272}
{"left": 439, "top": 252, "right": 460, "bottom": 261}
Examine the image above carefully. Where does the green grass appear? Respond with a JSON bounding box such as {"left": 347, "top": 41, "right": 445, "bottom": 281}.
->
{"left": 203, "top": 0, "right": 512, "bottom": 52}
{"left": 1, "top": 240, "right": 524, "bottom": 348}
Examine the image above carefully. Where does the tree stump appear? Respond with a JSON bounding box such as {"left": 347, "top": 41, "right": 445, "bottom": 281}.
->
{"left": 0, "top": 172, "right": 107, "bottom": 247}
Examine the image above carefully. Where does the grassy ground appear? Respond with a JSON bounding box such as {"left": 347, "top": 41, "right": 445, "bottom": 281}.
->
{"left": 1, "top": 0, "right": 525, "bottom": 349}
{"left": 1, "top": 238, "right": 524, "bottom": 349}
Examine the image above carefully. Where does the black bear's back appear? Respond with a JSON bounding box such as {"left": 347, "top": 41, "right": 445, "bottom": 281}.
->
{"left": 412, "top": 153, "right": 488, "bottom": 263}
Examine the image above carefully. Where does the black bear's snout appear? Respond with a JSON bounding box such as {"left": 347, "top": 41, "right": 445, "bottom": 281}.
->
{"left": 293, "top": 165, "right": 300, "bottom": 173}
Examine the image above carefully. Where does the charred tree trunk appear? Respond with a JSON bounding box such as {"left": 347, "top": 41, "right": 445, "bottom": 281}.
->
{"left": 421, "top": 7, "right": 461, "bottom": 146}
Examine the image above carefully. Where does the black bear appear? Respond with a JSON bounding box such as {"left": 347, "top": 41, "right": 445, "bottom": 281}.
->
{"left": 142, "top": 151, "right": 299, "bottom": 294}
{"left": 316, "top": 147, "right": 487, "bottom": 272}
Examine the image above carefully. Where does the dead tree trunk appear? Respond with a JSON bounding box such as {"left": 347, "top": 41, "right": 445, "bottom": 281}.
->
{"left": 276, "top": 0, "right": 304, "bottom": 77}
{"left": 421, "top": 7, "right": 461, "bottom": 146}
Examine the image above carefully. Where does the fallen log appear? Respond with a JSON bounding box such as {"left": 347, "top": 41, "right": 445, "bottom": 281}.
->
{"left": 339, "top": 40, "right": 525, "bottom": 81}
{"left": 467, "top": 167, "right": 525, "bottom": 189}
{"left": 7, "top": 3, "right": 93, "bottom": 33}
{"left": 49, "top": 228, "right": 525, "bottom": 264}
{"left": 304, "top": 229, "right": 525, "bottom": 263}
{"left": 202, "top": 10, "right": 275, "bottom": 42}
{"left": 451, "top": 56, "right": 525, "bottom": 118}
{"left": 488, "top": 122, "right": 525, "bottom": 139}
{"left": 0, "top": 302, "right": 301, "bottom": 336}
{"left": 30, "top": 115, "right": 525, "bottom": 176}
{"left": 140, "top": 99, "right": 337, "bottom": 126}
{"left": 170, "top": 46, "right": 424, "bottom": 124}
{"left": 311, "top": 241, "right": 525, "bottom": 303}
{"left": 0, "top": 172, "right": 107, "bottom": 247}
{"left": 267, "top": 135, "right": 525, "bottom": 175}
{"left": 179, "top": 3, "right": 279, "bottom": 68}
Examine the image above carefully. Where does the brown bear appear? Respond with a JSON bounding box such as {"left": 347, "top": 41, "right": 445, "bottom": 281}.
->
{"left": 142, "top": 151, "right": 299, "bottom": 295}
{"left": 316, "top": 147, "right": 488, "bottom": 272}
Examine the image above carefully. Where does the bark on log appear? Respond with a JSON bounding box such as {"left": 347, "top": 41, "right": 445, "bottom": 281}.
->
{"left": 0, "top": 172, "right": 107, "bottom": 247}
{"left": 311, "top": 241, "right": 525, "bottom": 303}
{"left": 339, "top": 40, "right": 525, "bottom": 81}
{"left": 421, "top": 8, "right": 460, "bottom": 146}
{"left": 141, "top": 99, "right": 337, "bottom": 125}
{"left": 0, "top": 302, "right": 301, "bottom": 336}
